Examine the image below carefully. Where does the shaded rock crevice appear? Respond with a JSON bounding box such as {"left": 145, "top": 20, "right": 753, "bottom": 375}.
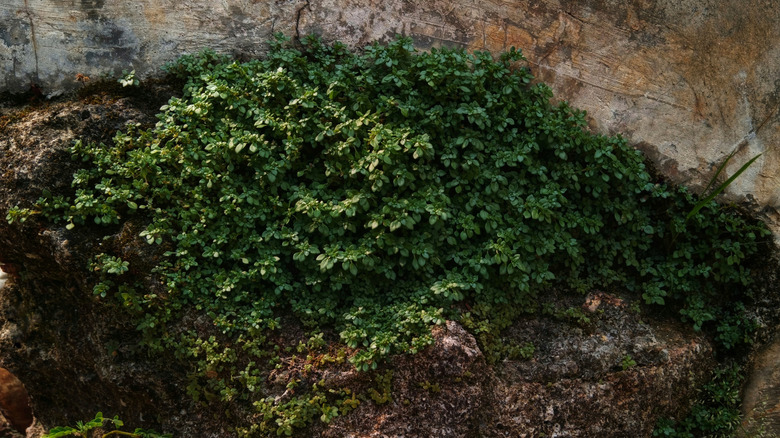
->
{"left": 20, "top": 0, "right": 38, "bottom": 85}
{"left": 295, "top": 0, "right": 313, "bottom": 43}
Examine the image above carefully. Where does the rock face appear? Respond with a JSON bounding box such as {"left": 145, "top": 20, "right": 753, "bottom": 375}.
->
{"left": 3, "top": 2, "right": 780, "bottom": 435}
{"left": 741, "top": 336, "right": 780, "bottom": 435}
{"left": 740, "top": 256, "right": 780, "bottom": 437}
{"left": 316, "top": 294, "right": 714, "bottom": 438}
{"left": 0, "top": 93, "right": 717, "bottom": 436}
{"left": 0, "top": 89, "right": 248, "bottom": 437}
{"left": 2, "top": 0, "right": 780, "bottom": 233}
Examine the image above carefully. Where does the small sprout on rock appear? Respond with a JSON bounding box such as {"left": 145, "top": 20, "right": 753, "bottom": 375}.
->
{"left": 621, "top": 354, "right": 637, "bottom": 371}
{"left": 118, "top": 69, "right": 139, "bottom": 87}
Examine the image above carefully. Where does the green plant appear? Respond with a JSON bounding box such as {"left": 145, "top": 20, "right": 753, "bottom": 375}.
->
{"left": 515, "top": 342, "right": 536, "bottom": 360}
{"left": 419, "top": 380, "right": 441, "bottom": 393}
{"left": 118, "top": 70, "right": 139, "bottom": 88}
{"left": 541, "top": 303, "right": 594, "bottom": 326}
{"left": 93, "top": 254, "right": 130, "bottom": 276}
{"left": 239, "top": 385, "right": 365, "bottom": 437}
{"left": 653, "top": 363, "right": 745, "bottom": 437}
{"left": 43, "top": 412, "right": 170, "bottom": 438}
{"left": 5, "top": 206, "right": 36, "bottom": 224}
{"left": 14, "top": 35, "right": 771, "bottom": 434}
{"left": 621, "top": 354, "right": 637, "bottom": 371}
{"left": 367, "top": 370, "right": 393, "bottom": 404}
{"left": 687, "top": 151, "right": 762, "bottom": 222}
{"left": 460, "top": 302, "right": 531, "bottom": 363}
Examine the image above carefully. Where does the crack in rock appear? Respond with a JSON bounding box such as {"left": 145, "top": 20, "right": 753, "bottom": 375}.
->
{"left": 295, "top": 0, "right": 312, "bottom": 42}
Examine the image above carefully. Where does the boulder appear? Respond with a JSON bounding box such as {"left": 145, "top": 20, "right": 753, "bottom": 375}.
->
{"left": 316, "top": 293, "right": 714, "bottom": 437}
{"left": 2, "top": 0, "right": 780, "bottom": 234}
{"left": 0, "top": 93, "right": 718, "bottom": 436}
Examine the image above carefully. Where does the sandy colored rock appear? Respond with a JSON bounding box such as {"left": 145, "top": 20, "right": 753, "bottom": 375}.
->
{"left": 741, "top": 327, "right": 780, "bottom": 435}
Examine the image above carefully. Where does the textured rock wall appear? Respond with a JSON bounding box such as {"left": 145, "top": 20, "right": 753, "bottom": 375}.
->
{"left": 3, "top": 1, "right": 780, "bottom": 232}
{"left": 3, "top": 2, "right": 780, "bottom": 435}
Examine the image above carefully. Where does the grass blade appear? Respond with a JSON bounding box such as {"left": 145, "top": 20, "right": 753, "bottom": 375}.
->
{"left": 687, "top": 153, "right": 761, "bottom": 221}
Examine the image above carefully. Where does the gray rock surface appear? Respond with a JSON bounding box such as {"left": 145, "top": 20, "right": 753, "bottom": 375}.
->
{"left": 3, "top": 0, "right": 780, "bottom": 235}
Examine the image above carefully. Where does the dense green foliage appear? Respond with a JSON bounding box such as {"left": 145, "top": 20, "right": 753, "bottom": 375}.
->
{"left": 9, "top": 36, "right": 770, "bottom": 434}
{"left": 653, "top": 363, "right": 745, "bottom": 438}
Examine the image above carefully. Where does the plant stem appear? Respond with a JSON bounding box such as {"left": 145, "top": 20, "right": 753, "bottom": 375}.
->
{"left": 102, "top": 431, "right": 138, "bottom": 438}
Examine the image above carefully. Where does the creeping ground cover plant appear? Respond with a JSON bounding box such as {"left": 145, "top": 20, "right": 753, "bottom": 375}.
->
{"left": 8, "top": 35, "right": 770, "bottom": 434}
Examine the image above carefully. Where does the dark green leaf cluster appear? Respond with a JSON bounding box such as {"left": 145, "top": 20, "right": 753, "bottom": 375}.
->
{"left": 25, "top": 36, "right": 769, "bottom": 421}
{"left": 653, "top": 363, "right": 744, "bottom": 438}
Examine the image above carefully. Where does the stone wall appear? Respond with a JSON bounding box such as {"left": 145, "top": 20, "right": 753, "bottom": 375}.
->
{"left": 4, "top": 1, "right": 780, "bottom": 233}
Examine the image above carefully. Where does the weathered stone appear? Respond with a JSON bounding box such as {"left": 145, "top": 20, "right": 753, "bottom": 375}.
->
{"left": 740, "top": 252, "right": 780, "bottom": 436}
{"left": 741, "top": 334, "right": 780, "bottom": 434}
{"left": 3, "top": 0, "right": 780, "bottom": 235}
{"left": 315, "top": 321, "right": 493, "bottom": 438}
{"left": 484, "top": 294, "right": 713, "bottom": 437}
{"left": 3, "top": 2, "right": 780, "bottom": 434}
{"left": 0, "top": 0, "right": 306, "bottom": 95}
{"left": 314, "top": 294, "right": 714, "bottom": 437}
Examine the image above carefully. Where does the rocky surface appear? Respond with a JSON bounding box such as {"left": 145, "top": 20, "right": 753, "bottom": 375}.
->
{"left": 316, "top": 294, "right": 714, "bottom": 438}
{"left": 739, "top": 253, "right": 780, "bottom": 437}
{"left": 0, "top": 87, "right": 232, "bottom": 437}
{"left": 741, "top": 335, "right": 780, "bottom": 435}
{"left": 3, "top": 0, "right": 780, "bottom": 235}
{"left": 0, "top": 91, "right": 720, "bottom": 436}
